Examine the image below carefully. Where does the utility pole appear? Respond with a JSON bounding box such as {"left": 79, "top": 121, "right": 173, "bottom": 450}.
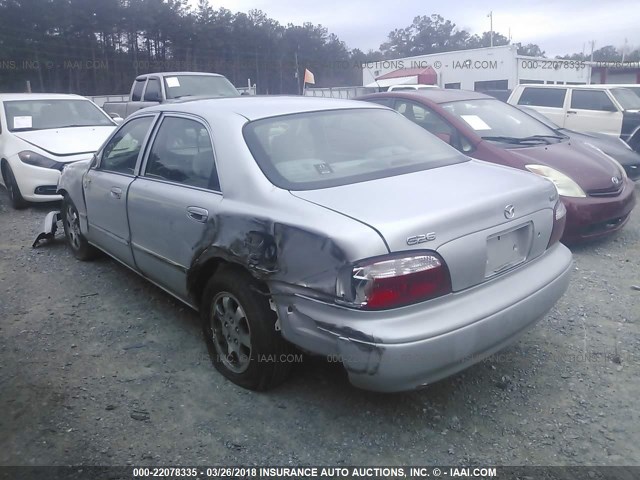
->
{"left": 294, "top": 46, "right": 301, "bottom": 95}
{"left": 622, "top": 38, "right": 628, "bottom": 62}
{"left": 487, "top": 11, "right": 493, "bottom": 47}
{"left": 588, "top": 40, "right": 595, "bottom": 85}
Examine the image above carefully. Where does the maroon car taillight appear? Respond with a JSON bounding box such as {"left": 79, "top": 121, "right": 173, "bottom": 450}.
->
{"left": 548, "top": 200, "right": 567, "bottom": 248}
{"left": 349, "top": 252, "right": 452, "bottom": 310}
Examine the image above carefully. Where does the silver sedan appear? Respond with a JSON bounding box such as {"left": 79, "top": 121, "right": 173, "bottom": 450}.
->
{"left": 47, "top": 97, "right": 572, "bottom": 392}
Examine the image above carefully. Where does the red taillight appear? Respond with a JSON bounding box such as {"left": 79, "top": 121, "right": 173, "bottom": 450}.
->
{"left": 548, "top": 200, "right": 567, "bottom": 247}
{"left": 351, "top": 252, "right": 451, "bottom": 310}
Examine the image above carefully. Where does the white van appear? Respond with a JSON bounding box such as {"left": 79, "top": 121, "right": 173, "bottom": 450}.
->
{"left": 508, "top": 84, "right": 640, "bottom": 151}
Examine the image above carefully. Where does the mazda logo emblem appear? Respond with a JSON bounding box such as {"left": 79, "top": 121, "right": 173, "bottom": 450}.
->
{"left": 612, "top": 176, "right": 621, "bottom": 186}
{"left": 504, "top": 204, "right": 515, "bottom": 219}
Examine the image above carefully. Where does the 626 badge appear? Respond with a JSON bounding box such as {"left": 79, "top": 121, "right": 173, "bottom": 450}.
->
{"left": 406, "top": 232, "right": 436, "bottom": 245}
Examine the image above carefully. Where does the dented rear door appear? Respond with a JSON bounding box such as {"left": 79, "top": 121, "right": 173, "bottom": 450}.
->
{"left": 127, "top": 114, "right": 223, "bottom": 302}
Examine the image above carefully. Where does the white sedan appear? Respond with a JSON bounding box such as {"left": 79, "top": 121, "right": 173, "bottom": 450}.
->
{"left": 0, "top": 93, "right": 117, "bottom": 208}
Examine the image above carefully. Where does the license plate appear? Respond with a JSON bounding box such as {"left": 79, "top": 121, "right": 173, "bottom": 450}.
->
{"left": 485, "top": 223, "right": 532, "bottom": 277}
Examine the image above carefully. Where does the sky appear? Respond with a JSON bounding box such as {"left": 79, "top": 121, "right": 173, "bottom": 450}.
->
{"left": 190, "top": 0, "right": 639, "bottom": 57}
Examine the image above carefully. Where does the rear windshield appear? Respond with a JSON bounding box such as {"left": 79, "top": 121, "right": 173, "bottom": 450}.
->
{"left": 243, "top": 108, "right": 467, "bottom": 190}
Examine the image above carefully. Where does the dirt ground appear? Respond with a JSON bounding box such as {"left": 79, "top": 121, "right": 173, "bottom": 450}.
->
{"left": 0, "top": 185, "right": 638, "bottom": 467}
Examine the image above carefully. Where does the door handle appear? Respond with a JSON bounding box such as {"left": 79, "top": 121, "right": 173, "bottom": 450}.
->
{"left": 186, "top": 206, "right": 209, "bottom": 223}
{"left": 567, "top": 110, "right": 577, "bottom": 114}
{"left": 110, "top": 187, "right": 122, "bottom": 199}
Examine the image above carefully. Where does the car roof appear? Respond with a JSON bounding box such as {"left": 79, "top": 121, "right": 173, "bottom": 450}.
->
{"left": 362, "top": 89, "right": 491, "bottom": 104}
{"left": 0, "top": 93, "right": 88, "bottom": 101}
{"left": 518, "top": 83, "right": 637, "bottom": 90}
{"left": 138, "top": 96, "right": 384, "bottom": 121}
{"left": 135, "top": 72, "right": 226, "bottom": 81}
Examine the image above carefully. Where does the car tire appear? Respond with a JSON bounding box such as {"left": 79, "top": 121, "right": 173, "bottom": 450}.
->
{"left": 201, "top": 266, "right": 294, "bottom": 391}
{"left": 61, "top": 195, "right": 98, "bottom": 261}
{"left": 2, "top": 164, "right": 27, "bottom": 209}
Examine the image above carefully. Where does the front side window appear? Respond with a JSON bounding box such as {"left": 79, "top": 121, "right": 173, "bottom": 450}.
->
{"left": 3, "top": 99, "right": 114, "bottom": 132}
{"left": 394, "top": 100, "right": 454, "bottom": 136}
{"left": 570, "top": 90, "right": 616, "bottom": 111}
{"left": 394, "top": 100, "right": 472, "bottom": 153}
{"left": 517, "top": 87, "right": 566, "bottom": 108}
{"left": 100, "top": 116, "right": 154, "bottom": 174}
{"left": 610, "top": 88, "right": 640, "bottom": 110}
{"left": 243, "top": 108, "right": 467, "bottom": 190}
{"left": 145, "top": 117, "right": 220, "bottom": 191}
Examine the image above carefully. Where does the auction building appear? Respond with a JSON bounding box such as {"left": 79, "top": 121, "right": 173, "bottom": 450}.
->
{"left": 361, "top": 45, "right": 592, "bottom": 91}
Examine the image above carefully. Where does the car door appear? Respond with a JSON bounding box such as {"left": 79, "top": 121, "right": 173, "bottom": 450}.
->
{"left": 127, "top": 114, "right": 223, "bottom": 302}
{"left": 83, "top": 115, "right": 156, "bottom": 267}
{"left": 564, "top": 89, "right": 623, "bottom": 136}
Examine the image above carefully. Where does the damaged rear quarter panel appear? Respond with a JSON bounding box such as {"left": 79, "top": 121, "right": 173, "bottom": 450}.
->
{"left": 185, "top": 110, "right": 389, "bottom": 309}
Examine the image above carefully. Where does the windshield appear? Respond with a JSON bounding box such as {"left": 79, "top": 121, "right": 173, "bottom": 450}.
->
{"left": 163, "top": 75, "right": 240, "bottom": 99}
{"left": 519, "top": 106, "right": 561, "bottom": 129}
{"left": 442, "top": 98, "right": 561, "bottom": 142}
{"left": 4, "top": 99, "right": 114, "bottom": 132}
{"left": 243, "top": 108, "right": 467, "bottom": 190}
{"left": 610, "top": 88, "right": 640, "bottom": 110}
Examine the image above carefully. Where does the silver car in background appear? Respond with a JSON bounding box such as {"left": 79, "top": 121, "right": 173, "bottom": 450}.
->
{"left": 51, "top": 97, "right": 572, "bottom": 392}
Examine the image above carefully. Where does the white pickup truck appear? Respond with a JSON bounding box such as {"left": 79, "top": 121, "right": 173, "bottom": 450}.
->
{"left": 103, "top": 72, "right": 240, "bottom": 119}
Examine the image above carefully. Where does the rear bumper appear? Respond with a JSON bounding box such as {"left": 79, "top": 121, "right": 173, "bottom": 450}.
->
{"left": 275, "top": 244, "right": 573, "bottom": 392}
{"left": 562, "top": 179, "right": 636, "bottom": 243}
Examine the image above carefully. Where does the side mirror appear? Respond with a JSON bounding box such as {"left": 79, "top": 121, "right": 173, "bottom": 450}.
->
{"left": 108, "top": 112, "right": 124, "bottom": 124}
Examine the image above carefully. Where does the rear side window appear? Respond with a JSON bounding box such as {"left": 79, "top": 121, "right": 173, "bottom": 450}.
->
{"left": 131, "top": 80, "right": 145, "bottom": 102}
{"left": 517, "top": 87, "right": 566, "bottom": 108}
{"left": 144, "top": 117, "right": 220, "bottom": 191}
{"left": 570, "top": 90, "right": 617, "bottom": 111}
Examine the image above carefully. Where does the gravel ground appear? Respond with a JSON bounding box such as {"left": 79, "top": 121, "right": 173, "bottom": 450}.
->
{"left": 0, "top": 186, "right": 638, "bottom": 467}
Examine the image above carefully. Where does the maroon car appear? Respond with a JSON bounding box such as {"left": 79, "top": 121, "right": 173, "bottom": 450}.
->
{"left": 358, "top": 90, "right": 636, "bottom": 243}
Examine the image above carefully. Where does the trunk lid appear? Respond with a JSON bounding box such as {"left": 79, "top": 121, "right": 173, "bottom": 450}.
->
{"left": 292, "top": 160, "right": 558, "bottom": 291}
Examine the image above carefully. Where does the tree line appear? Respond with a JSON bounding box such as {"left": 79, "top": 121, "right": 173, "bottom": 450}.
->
{"left": 0, "top": 0, "right": 637, "bottom": 95}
